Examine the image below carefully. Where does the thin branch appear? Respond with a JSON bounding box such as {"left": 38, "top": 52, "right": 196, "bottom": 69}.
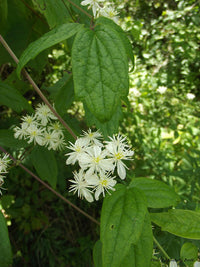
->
{"left": 65, "top": 0, "right": 93, "bottom": 18}
{"left": 0, "top": 146, "right": 100, "bottom": 226}
{"left": 20, "top": 0, "right": 48, "bottom": 25}
{"left": 0, "top": 35, "right": 77, "bottom": 140}
{"left": 153, "top": 235, "right": 170, "bottom": 261}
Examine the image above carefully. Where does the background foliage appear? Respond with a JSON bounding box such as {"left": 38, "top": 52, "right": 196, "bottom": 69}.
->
{"left": 0, "top": 0, "right": 200, "bottom": 266}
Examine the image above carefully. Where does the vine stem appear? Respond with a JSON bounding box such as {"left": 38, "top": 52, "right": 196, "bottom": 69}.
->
{"left": 0, "top": 34, "right": 77, "bottom": 140}
{"left": 0, "top": 146, "right": 100, "bottom": 226}
{"left": 153, "top": 235, "right": 170, "bottom": 261}
{"left": 65, "top": 0, "right": 93, "bottom": 19}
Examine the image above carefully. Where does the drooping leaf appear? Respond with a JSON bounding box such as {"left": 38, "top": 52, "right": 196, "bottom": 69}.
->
{"left": 130, "top": 178, "right": 180, "bottom": 208}
{"left": 120, "top": 212, "right": 153, "bottom": 267}
{"left": 45, "top": 73, "right": 74, "bottom": 115}
{"left": 100, "top": 185, "right": 147, "bottom": 267}
{"left": 30, "top": 146, "right": 58, "bottom": 188}
{"left": 17, "top": 23, "right": 83, "bottom": 77}
{"left": 180, "top": 242, "right": 198, "bottom": 267}
{"left": 151, "top": 209, "right": 200, "bottom": 239}
{"left": 55, "top": 75, "right": 74, "bottom": 115}
{"left": 93, "top": 240, "right": 102, "bottom": 267}
{"left": 0, "top": 210, "right": 13, "bottom": 267}
{"left": 0, "top": 129, "right": 29, "bottom": 149}
{"left": 0, "top": 82, "right": 33, "bottom": 112}
{"left": 72, "top": 22, "right": 129, "bottom": 122}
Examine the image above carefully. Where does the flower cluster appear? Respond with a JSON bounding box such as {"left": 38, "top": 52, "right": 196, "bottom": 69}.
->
{"left": 81, "top": 0, "right": 119, "bottom": 22}
{"left": 13, "top": 103, "right": 65, "bottom": 151}
{"left": 0, "top": 154, "right": 10, "bottom": 195}
{"left": 65, "top": 129, "right": 134, "bottom": 202}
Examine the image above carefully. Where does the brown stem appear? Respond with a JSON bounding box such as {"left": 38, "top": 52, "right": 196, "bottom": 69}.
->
{"left": 0, "top": 35, "right": 77, "bottom": 140}
{"left": 0, "top": 146, "right": 100, "bottom": 226}
{"left": 65, "top": 0, "right": 93, "bottom": 18}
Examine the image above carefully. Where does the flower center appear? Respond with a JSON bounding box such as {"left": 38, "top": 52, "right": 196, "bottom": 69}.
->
{"left": 89, "top": 133, "right": 94, "bottom": 138}
{"left": 75, "top": 146, "right": 81, "bottom": 152}
{"left": 93, "top": 156, "right": 101, "bottom": 163}
{"left": 100, "top": 179, "right": 108, "bottom": 187}
{"left": 115, "top": 152, "right": 124, "bottom": 160}
{"left": 31, "top": 131, "right": 37, "bottom": 136}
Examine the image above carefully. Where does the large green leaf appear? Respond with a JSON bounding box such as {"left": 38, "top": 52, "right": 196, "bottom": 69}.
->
{"left": 0, "top": 129, "right": 28, "bottom": 149}
{"left": 130, "top": 178, "right": 180, "bottom": 208}
{"left": 151, "top": 209, "right": 200, "bottom": 239}
{"left": 0, "top": 82, "right": 32, "bottom": 112}
{"left": 100, "top": 185, "right": 147, "bottom": 267}
{"left": 0, "top": 210, "right": 13, "bottom": 267}
{"left": 30, "top": 146, "right": 58, "bottom": 188}
{"left": 16, "top": 23, "right": 83, "bottom": 77}
{"left": 120, "top": 213, "right": 153, "bottom": 267}
{"left": 72, "top": 21, "right": 129, "bottom": 122}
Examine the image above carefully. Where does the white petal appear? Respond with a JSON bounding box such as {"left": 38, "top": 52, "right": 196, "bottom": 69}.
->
{"left": 117, "top": 161, "right": 126, "bottom": 180}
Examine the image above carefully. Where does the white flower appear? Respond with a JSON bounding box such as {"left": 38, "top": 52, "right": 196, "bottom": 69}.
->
{"left": 35, "top": 103, "right": 57, "bottom": 126}
{"left": 106, "top": 134, "right": 132, "bottom": 151}
{"left": 79, "top": 145, "right": 114, "bottom": 175}
{"left": 157, "top": 86, "right": 167, "bottom": 94}
{"left": 21, "top": 114, "right": 37, "bottom": 128}
{"left": 106, "top": 135, "right": 134, "bottom": 179}
{"left": 194, "top": 261, "right": 200, "bottom": 267}
{"left": 48, "top": 122, "right": 64, "bottom": 138}
{"left": 26, "top": 124, "right": 44, "bottom": 145}
{"left": 186, "top": 93, "right": 195, "bottom": 100}
{"left": 69, "top": 170, "right": 94, "bottom": 202}
{"left": 129, "top": 87, "right": 141, "bottom": 97}
{"left": 99, "top": 6, "right": 119, "bottom": 23}
{"left": 14, "top": 123, "right": 29, "bottom": 140}
{"left": 66, "top": 138, "right": 88, "bottom": 165}
{"left": 0, "top": 154, "right": 10, "bottom": 173}
{"left": 0, "top": 175, "right": 5, "bottom": 195}
{"left": 43, "top": 130, "right": 65, "bottom": 150}
{"left": 169, "top": 260, "right": 177, "bottom": 267}
{"left": 81, "top": 0, "right": 104, "bottom": 17}
{"left": 86, "top": 171, "right": 116, "bottom": 200}
{"left": 81, "top": 128, "right": 102, "bottom": 146}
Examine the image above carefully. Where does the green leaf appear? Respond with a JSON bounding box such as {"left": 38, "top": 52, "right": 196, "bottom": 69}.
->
{"left": 33, "top": 0, "right": 71, "bottom": 28}
{"left": 72, "top": 23, "right": 129, "bottom": 122}
{"left": 0, "top": 210, "right": 12, "bottom": 267}
{"left": 96, "top": 17, "right": 134, "bottom": 69}
{"left": 180, "top": 242, "right": 198, "bottom": 267}
{"left": 0, "top": 129, "right": 29, "bottom": 149}
{"left": 120, "top": 212, "right": 153, "bottom": 267}
{"left": 151, "top": 209, "right": 200, "bottom": 239}
{"left": 100, "top": 185, "right": 147, "bottom": 267}
{"left": 0, "top": 82, "right": 33, "bottom": 112}
{"left": 84, "top": 104, "right": 123, "bottom": 137}
{"left": 46, "top": 73, "right": 74, "bottom": 115}
{"left": 93, "top": 240, "right": 102, "bottom": 267}
{"left": 30, "top": 146, "right": 58, "bottom": 188}
{"left": 0, "top": 0, "right": 7, "bottom": 26}
{"left": 55, "top": 75, "right": 74, "bottom": 115}
{"left": 17, "top": 23, "right": 83, "bottom": 77}
{"left": 129, "top": 178, "right": 180, "bottom": 208}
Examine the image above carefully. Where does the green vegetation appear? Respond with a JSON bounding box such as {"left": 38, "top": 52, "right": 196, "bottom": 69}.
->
{"left": 0, "top": 0, "right": 200, "bottom": 266}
